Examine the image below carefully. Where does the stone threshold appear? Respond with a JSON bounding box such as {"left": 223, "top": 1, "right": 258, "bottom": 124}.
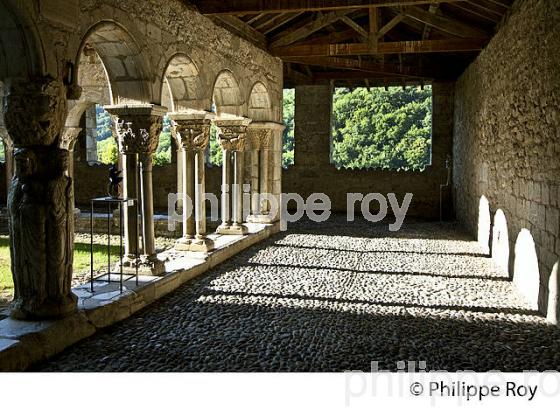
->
{"left": 0, "top": 222, "right": 280, "bottom": 371}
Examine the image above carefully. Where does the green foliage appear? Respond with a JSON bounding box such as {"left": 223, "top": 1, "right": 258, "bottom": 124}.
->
{"left": 208, "top": 122, "right": 223, "bottom": 166}
{"left": 154, "top": 130, "right": 172, "bottom": 167}
{"left": 97, "top": 137, "right": 118, "bottom": 164}
{"left": 331, "top": 86, "right": 432, "bottom": 171}
{"left": 282, "top": 88, "right": 295, "bottom": 168}
{"left": 0, "top": 142, "right": 5, "bottom": 163}
{"left": 95, "top": 105, "right": 113, "bottom": 142}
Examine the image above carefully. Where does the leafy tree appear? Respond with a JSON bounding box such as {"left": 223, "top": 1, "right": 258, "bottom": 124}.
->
{"left": 331, "top": 86, "right": 432, "bottom": 171}
{"left": 97, "top": 137, "right": 118, "bottom": 164}
{"left": 282, "top": 88, "right": 295, "bottom": 167}
{"left": 0, "top": 142, "right": 4, "bottom": 163}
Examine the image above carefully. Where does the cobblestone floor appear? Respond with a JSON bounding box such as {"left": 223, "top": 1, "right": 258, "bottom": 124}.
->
{"left": 36, "top": 217, "right": 560, "bottom": 372}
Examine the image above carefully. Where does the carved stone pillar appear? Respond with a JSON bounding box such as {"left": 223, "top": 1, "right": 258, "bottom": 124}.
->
{"left": 215, "top": 118, "right": 251, "bottom": 235}
{"left": 60, "top": 127, "right": 82, "bottom": 179}
{"left": 106, "top": 104, "right": 166, "bottom": 275}
{"left": 4, "top": 77, "right": 77, "bottom": 319}
{"left": 170, "top": 113, "right": 214, "bottom": 252}
{"left": 247, "top": 122, "right": 285, "bottom": 223}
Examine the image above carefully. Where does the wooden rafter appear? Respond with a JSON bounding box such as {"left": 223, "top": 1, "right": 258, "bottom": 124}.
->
{"left": 255, "top": 12, "right": 303, "bottom": 34}
{"left": 195, "top": 0, "right": 470, "bottom": 15}
{"left": 403, "top": 6, "right": 488, "bottom": 38}
{"left": 270, "top": 10, "right": 352, "bottom": 48}
{"left": 212, "top": 16, "right": 268, "bottom": 49}
{"left": 340, "top": 16, "right": 369, "bottom": 40}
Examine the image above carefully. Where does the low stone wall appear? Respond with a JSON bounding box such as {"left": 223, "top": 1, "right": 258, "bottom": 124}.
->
{"left": 453, "top": 0, "right": 560, "bottom": 316}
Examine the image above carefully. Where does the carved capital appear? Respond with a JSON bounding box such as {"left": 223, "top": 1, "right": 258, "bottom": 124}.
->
{"left": 59, "top": 127, "right": 82, "bottom": 151}
{"left": 169, "top": 113, "right": 212, "bottom": 152}
{"left": 247, "top": 127, "right": 272, "bottom": 151}
{"left": 3, "top": 77, "right": 67, "bottom": 147}
{"left": 214, "top": 117, "right": 252, "bottom": 152}
{"left": 105, "top": 105, "right": 166, "bottom": 155}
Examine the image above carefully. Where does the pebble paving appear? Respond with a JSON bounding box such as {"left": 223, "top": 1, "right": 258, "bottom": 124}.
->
{"left": 36, "top": 217, "right": 560, "bottom": 372}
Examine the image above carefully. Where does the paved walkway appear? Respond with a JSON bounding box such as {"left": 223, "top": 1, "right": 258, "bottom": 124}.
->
{"left": 37, "top": 218, "right": 560, "bottom": 371}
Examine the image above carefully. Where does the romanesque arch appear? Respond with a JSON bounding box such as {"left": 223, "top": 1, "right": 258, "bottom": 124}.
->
{"left": 248, "top": 81, "right": 273, "bottom": 122}
{"left": 212, "top": 70, "right": 244, "bottom": 117}
{"left": 74, "top": 21, "right": 151, "bottom": 105}
{"left": 162, "top": 54, "right": 205, "bottom": 113}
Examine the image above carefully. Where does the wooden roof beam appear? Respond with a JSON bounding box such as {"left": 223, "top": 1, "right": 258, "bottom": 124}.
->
{"left": 270, "top": 10, "right": 352, "bottom": 48}
{"left": 194, "top": 1, "right": 470, "bottom": 16}
{"left": 272, "top": 38, "right": 489, "bottom": 57}
{"left": 212, "top": 16, "right": 268, "bottom": 49}
{"left": 403, "top": 5, "right": 489, "bottom": 38}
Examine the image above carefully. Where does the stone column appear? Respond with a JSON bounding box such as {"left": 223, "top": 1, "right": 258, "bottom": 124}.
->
{"left": 60, "top": 127, "right": 82, "bottom": 179}
{"left": 4, "top": 77, "right": 77, "bottom": 319}
{"left": 170, "top": 113, "right": 214, "bottom": 252}
{"left": 247, "top": 122, "right": 285, "bottom": 223}
{"left": 215, "top": 118, "right": 251, "bottom": 235}
{"left": 106, "top": 104, "right": 166, "bottom": 275}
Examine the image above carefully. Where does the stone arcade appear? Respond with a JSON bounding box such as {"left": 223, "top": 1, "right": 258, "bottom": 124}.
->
{"left": 0, "top": 0, "right": 559, "bottom": 371}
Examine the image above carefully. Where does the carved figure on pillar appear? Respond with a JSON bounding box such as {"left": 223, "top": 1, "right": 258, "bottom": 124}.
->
{"left": 4, "top": 77, "right": 77, "bottom": 319}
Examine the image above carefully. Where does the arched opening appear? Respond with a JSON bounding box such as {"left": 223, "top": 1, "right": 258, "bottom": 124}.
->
{"left": 157, "top": 54, "right": 206, "bottom": 167}
{"left": 212, "top": 70, "right": 243, "bottom": 117}
{"left": 0, "top": 0, "right": 39, "bottom": 80}
{"left": 491, "top": 209, "right": 509, "bottom": 275}
{"left": 477, "top": 195, "right": 491, "bottom": 254}
{"left": 513, "top": 229, "right": 540, "bottom": 310}
{"left": 209, "top": 70, "right": 244, "bottom": 166}
{"left": 162, "top": 54, "right": 204, "bottom": 113}
{"left": 75, "top": 21, "right": 150, "bottom": 105}
{"left": 248, "top": 81, "right": 272, "bottom": 122}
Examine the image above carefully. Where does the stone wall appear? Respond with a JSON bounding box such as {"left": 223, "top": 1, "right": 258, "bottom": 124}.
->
{"left": 453, "top": 0, "right": 560, "bottom": 315}
{"left": 283, "top": 83, "right": 455, "bottom": 218}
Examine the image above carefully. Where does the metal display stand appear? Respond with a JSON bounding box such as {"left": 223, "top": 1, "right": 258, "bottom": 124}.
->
{"left": 90, "top": 197, "right": 139, "bottom": 293}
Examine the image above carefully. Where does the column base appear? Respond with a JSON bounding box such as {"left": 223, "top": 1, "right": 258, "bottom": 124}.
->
{"left": 246, "top": 214, "right": 277, "bottom": 224}
{"left": 216, "top": 223, "right": 248, "bottom": 235}
{"left": 190, "top": 237, "right": 215, "bottom": 253}
{"left": 174, "top": 236, "right": 194, "bottom": 251}
{"left": 121, "top": 254, "right": 166, "bottom": 276}
{"left": 10, "top": 293, "right": 78, "bottom": 321}
{"left": 174, "top": 237, "right": 214, "bottom": 252}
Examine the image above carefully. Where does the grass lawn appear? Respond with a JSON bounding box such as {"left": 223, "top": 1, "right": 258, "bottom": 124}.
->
{"left": 0, "top": 236, "right": 120, "bottom": 307}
